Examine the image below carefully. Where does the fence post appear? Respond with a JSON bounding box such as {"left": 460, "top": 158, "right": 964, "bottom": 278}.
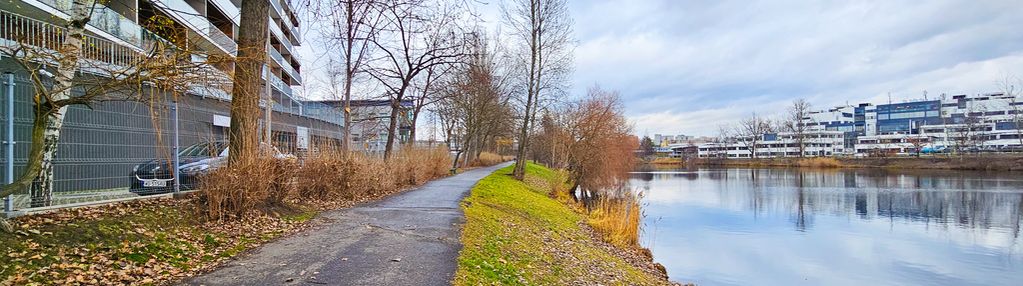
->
{"left": 4, "top": 72, "right": 14, "bottom": 212}
{"left": 172, "top": 100, "right": 180, "bottom": 193}
{"left": 3, "top": 72, "right": 13, "bottom": 211}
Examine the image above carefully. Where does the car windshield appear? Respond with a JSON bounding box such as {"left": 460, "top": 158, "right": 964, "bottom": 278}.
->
{"left": 178, "top": 142, "right": 227, "bottom": 157}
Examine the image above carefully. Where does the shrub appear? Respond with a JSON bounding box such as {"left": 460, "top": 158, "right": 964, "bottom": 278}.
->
{"left": 193, "top": 156, "right": 297, "bottom": 221}
{"left": 389, "top": 147, "right": 452, "bottom": 186}
{"left": 195, "top": 146, "right": 451, "bottom": 220}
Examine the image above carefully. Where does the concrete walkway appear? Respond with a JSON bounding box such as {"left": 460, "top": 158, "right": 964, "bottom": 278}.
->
{"left": 184, "top": 162, "right": 512, "bottom": 286}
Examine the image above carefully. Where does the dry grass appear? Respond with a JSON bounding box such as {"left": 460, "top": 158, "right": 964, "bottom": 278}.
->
{"left": 193, "top": 156, "right": 297, "bottom": 221}
{"left": 795, "top": 157, "right": 843, "bottom": 168}
{"left": 389, "top": 147, "right": 452, "bottom": 186}
{"left": 587, "top": 195, "right": 642, "bottom": 248}
{"left": 648, "top": 157, "right": 683, "bottom": 165}
{"left": 475, "top": 151, "right": 514, "bottom": 166}
{"left": 194, "top": 146, "right": 452, "bottom": 221}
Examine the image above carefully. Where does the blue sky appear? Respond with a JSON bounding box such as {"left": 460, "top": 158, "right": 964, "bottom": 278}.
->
{"left": 566, "top": 0, "right": 1023, "bottom": 136}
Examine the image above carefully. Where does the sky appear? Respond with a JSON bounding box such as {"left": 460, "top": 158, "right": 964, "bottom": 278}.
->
{"left": 299, "top": 0, "right": 1023, "bottom": 137}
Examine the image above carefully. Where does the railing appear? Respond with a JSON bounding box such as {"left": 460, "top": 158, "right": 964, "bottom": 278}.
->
{"left": 269, "top": 46, "right": 301, "bottom": 83}
{"left": 1, "top": 10, "right": 145, "bottom": 67}
{"left": 35, "top": 0, "right": 150, "bottom": 48}
{"left": 268, "top": 17, "right": 296, "bottom": 56}
{"left": 159, "top": 0, "right": 238, "bottom": 55}
{"left": 263, "top": 64, "right": 292, "bottom": 98}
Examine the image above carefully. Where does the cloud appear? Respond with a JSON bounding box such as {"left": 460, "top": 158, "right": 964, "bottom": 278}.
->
{"left": 569, "top": 0, "right": 1023, "bottom": 136}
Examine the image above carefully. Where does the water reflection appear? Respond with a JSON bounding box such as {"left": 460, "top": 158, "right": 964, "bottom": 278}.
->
{"left": 637, "top": 168, "right": 1023, "bottom": 286}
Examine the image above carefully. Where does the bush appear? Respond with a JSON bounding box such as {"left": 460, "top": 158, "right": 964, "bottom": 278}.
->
{"left": 475, "top": 151, "right": 514, "bottom": 166}
{"left": 389, "top": 147, "right": 452, "bottom": 185}
{"left": 193, "top": 156, "right": 297, "bottom": 221}
{"left": 195, "top": 146, "right": 452, "bottom": 221}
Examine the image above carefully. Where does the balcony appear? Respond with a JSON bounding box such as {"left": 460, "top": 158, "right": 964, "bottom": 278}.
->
{"left": 268, "top": 17, "right": 297, "bottom": 56}
{"left": 156, "top": 0, "right": 238, "bottom": 55}
{"left": 262, "top": 64, "right": 293, "bottom": 98}
{"left": 32, "top": 0, "right": 151, "bottom": 49}
{"left": 269, "top": 46, "right": 302, "bottom": 84}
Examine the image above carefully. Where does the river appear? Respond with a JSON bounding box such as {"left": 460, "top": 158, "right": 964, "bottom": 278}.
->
{"left": 633, "top": 167, "right": 1023, "bottom": 286}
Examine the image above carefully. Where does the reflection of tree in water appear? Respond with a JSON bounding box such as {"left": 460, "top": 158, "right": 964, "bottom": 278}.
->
{"left": 646, "top": 168, "right": 1023, "bottom": 233}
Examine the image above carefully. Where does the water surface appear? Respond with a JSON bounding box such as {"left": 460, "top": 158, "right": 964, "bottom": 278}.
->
{"left": 635, "top": 167, "right": 1023, "bottom": 286}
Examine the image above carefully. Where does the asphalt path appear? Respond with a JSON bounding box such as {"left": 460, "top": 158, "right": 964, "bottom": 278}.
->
{"left": 183, "top": 162, "right": 513, "bottom": 286}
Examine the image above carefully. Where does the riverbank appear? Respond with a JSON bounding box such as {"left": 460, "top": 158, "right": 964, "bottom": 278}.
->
{"left": 690, "top": 155, "right": 1023, "bottom": 171}
{"left": 455, "top": 163, "right": 677, "bottom": 285}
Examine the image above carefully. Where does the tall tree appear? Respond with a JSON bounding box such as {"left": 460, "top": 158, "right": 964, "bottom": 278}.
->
{"left": 733, "top": 113, "right": 773, "bottom": 158}
{"left": 229, "top": 0, "right": 272, "bottom": 164}
{"left": 311, "top": 0, "right": 385, "bottom": 151}
{"left": 434, "top": 32, "right": 514, "bottom": 165}
{"left": 368, "top": 0, "right": 466, "bottom": 159}
{"left": 504, "top": 0, "right": 574, "bottom": 180}
{"left": 997, "top": 74, "right": 1023, "bottom": 147}
{"left": 639, "top": 136, "right": 656, "bottom": 157}
{"left": 783, "top": 98, "right": 812, "bottom": 157}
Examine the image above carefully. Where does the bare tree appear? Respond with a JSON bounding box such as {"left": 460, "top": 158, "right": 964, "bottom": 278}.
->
{"left": 505, "top": 0, "right": 574, "bottom": 180}
{"left": 228, "top": 0, "right": 272, "bottom": 164}
{"left": 783, "top": 99, "right": 812, "bottom": 158}
{"left": 906, "top": 135, "right": 929, "bottom": 157}
{"left": 434, "top": 32, "right": 515, "bottom": 166}
{"left": 950, "top": 105, "right": 986, "bottom": 155}
{"left": 733, "top": 113, "right": 773, "bottom": 159}
{"left": 309, "top": 0, "right": 385, "bottom": 151}
{"left": 407, "top": 61, "right": 455, "bottom": 143}
{"left": 997, "top": 74, "right": 1023, "bottom": 147}
{"left": 0, "top": 4, "right": 216, "bottom": 230}
{"left": 368, "top": 0, "right": 467, "bottom": 159}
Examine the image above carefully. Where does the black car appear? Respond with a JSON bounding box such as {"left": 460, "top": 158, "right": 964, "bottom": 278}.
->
{"left": 130, "top": 141, "right": 228, "bottom": 195}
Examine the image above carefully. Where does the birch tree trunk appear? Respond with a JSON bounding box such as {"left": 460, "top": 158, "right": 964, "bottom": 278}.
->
{"left": 29, "top": 0, "right": 95, "bottom": 207}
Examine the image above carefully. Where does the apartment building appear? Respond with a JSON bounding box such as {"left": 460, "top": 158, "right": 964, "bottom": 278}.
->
{"left": 304, "top": 99, "right": 414, "bottom": 153}
{"left": 698, "top": 93, "right": 1023, "bottom": 158}
{"left": 0, "top": 1, "right": 345, "bottom": 202}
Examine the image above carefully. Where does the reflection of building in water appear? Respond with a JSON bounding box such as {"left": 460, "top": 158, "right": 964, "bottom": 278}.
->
{"left": 632, "top": 168, "right": 1023, "bottom": 234}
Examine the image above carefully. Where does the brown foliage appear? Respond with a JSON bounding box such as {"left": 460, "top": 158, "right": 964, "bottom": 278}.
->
{"left": 193, "top": 156, "right": 297, "bottom": 221}
{"left": 194, "top": 146, "right": 452, "bottom": 220}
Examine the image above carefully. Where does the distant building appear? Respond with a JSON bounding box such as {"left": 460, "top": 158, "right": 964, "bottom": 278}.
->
{"left": 306, "top": 100, "right": 413, "bottom": 152}
{"left": 697, "top": 92, "right": 1023, "bottom": 158}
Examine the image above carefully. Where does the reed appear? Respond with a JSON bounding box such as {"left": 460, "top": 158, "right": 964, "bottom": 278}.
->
{"left": 587, "top": 194, "right": 642, "bottom": 248}
{"left": 795, "top": 157, "right": 843, "bottom": 168}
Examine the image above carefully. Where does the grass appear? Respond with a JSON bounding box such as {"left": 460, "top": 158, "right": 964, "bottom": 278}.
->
{"left": 455, "top": 163, "right": 671, "bottom": 285}
{"left": 648, "top": 157, "right": 683, "bottom": 165}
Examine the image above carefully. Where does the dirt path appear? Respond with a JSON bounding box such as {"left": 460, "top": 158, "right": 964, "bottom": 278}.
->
{"left": 183, "top": 162, "right": 513, "bottom": 286}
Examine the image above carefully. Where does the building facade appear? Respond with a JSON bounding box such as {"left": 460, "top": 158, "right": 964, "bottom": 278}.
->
{"left": 698, "top": 93, "right": 1023, "bottom": 158}
{"left": 0, "top": 1, "right": 347, "bottom": 209}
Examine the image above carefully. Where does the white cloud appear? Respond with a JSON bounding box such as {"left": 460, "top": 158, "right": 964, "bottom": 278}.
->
{"left": 568, "top": 0, "right": 1023, "bottom": 136}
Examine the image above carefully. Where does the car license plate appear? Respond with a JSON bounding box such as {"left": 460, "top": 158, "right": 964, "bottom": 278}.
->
{"left": 143, "top": 179, "right": 167, "bottom": 187}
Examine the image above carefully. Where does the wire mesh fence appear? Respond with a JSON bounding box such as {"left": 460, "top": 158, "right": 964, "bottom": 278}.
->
{"left": 0, "top": 69, "right": 344, "bottom": 212}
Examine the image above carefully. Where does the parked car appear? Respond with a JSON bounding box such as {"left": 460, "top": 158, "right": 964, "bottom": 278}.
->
{"left": 130, "top": 141, "right": 295, "bottom": 195}
{"left": 130, "top": 141, "right": 228, "bottom": 195}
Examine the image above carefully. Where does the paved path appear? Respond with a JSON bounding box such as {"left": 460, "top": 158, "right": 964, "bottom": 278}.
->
{"left": 183, "top": 162, "right": 511, "bottom": 286}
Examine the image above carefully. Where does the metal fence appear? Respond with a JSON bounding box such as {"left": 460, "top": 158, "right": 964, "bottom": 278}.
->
{"left": 0, "top": 68, "right": 343, "bottom": 212}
